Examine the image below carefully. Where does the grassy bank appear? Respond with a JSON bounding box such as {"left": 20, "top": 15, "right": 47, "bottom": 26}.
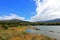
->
{"left": 0, "top": 26, "right": 56, "bottom": 40}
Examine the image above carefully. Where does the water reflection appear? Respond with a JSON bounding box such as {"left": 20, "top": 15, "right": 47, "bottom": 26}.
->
{"left": 26, "top": 26, "right": 60, "bottom": 40}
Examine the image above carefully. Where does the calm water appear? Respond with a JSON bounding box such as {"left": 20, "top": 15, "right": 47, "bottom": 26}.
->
{"left": 26, "top": 26, "right": 60, "bottom": 40}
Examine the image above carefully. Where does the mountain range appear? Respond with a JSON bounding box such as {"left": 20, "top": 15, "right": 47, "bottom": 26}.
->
{"left": 0, "top": 19, "right": 60, "bottom": 22}
{"left": 41, "top": 19, "right": 60, "bottom": 22}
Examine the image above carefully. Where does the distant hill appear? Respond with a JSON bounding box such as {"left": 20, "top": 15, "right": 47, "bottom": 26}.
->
{"left": 0, "top": 19, "right": 29, "bottom": 22}
{"left": 0, "top": 19, "right": 60, "bottom": 25}
{"left": 43, "top": 19, "right": 60, "bottom": 22}
{"left": 0, "top": 19, "right": 30, "bottom": 26}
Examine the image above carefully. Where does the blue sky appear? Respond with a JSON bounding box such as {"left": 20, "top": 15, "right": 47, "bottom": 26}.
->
{"left": 0, "top": 0, "right": 36, "bottom": 20}
{"left": 0, "top": 0, "right": 60, "bottom": 22}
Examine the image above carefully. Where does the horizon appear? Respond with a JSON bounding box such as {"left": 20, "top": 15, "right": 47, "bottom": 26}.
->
{"left": 0, "top": 0, "right": 60, "bottom": 22}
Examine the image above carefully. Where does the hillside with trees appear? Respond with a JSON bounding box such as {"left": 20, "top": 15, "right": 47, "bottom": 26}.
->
{"left": 0, "top": 19, "right": 60, "bottom": 29}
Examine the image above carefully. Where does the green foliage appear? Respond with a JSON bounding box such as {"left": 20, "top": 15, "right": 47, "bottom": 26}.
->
{"left": 0, "top": 19, "right": 60, "bottom": 29}
{"left": 2, "top": 24, "right": 9, "bottom": 29}
{"left": 0, "top": 19, "right": 30, "bottom": 29}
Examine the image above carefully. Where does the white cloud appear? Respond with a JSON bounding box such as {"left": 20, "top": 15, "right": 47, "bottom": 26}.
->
{"left": 0, "top": 14, "right": 25, "bottom": 20}
{"left": 30, "top": 0, "right": 60, "bottom": 22}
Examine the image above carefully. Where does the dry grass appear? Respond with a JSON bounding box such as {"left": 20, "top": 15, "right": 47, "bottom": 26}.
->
{"left": 0, "top": 26, "right": 56, "bottom": 40}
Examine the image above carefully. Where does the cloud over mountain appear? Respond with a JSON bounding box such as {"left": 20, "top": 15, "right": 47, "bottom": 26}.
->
{"left": 30, "top": 0, "right": 60, "bottom": 22}
{"left": 0, "top": 14, "right": 25, "bottom": 20}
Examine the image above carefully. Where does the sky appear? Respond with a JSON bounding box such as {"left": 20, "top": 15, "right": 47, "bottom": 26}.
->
{"left": 0, "top": 0, "right": 36, "bottom": 20}
{"left": 0, "top": 0, "right": 60, "bottom": 22}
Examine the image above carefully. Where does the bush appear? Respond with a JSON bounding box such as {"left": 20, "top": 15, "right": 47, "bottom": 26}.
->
{"left": 2, "top": 24, "right": 9, "bottom": 29}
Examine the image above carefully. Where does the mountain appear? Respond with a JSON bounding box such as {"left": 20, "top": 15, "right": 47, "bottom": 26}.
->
{"left": 41, "top": 19, "right": 60, "bottom": 22}
{"left": 0, "top": 18, "right": 60, "bottom": 22}
{"left": 0, "top": 19, "right": 29, "bottom": 23}
{"left": 0, "top": 19, "right": 30, "bottom": 26}
{"left": 0, "top": 18, "right": 60, "bottom": 25}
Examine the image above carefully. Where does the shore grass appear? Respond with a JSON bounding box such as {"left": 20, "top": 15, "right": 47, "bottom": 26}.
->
{"left": 0, "top": 26, "right": 56, "bottom": 40}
